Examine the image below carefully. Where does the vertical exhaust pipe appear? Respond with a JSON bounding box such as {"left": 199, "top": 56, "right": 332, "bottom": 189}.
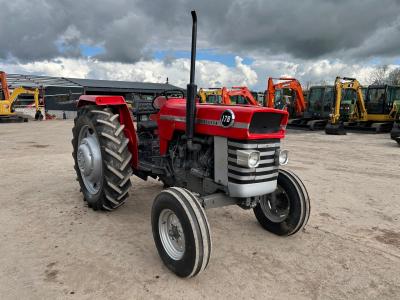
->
{"left": 186, "top": 10, "right": 197, "bottom": 151}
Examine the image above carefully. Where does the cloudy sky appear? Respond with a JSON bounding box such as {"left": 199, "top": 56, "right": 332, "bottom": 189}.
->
{"left": 1, "top": 0, "right": 400, "bottom": 90}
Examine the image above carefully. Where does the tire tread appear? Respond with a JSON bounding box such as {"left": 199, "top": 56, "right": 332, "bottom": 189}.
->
{"left": 72, "top": 105, "right": 132, "bottom": 211}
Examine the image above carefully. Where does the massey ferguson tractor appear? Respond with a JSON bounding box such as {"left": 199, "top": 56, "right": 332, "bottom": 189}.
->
{"left": 72, "top": 11, "right": 310, "bottom": 278}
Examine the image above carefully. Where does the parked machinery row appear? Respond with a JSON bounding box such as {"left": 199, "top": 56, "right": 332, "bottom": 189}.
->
{"left": 199, "top": 76, "right": 400, "bottom": 145}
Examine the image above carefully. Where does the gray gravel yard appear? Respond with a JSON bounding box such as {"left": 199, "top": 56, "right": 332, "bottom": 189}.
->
{"left": 0, "top": 120, "right": 399, "bottom": 299}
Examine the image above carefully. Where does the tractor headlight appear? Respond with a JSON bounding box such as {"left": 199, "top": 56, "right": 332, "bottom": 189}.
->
{"left": 278, "top": 149, "right": 289, "bottom": 165}
{"left": 237, "top": 150, "right": 260, "bottom": 168}
{"left": 248, "top": 151, "right": 260, "bottom": 168}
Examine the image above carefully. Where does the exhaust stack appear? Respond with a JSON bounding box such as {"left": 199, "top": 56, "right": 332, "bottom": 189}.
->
{"left": 186, "top": 10, "right": 197, "bottom": 151}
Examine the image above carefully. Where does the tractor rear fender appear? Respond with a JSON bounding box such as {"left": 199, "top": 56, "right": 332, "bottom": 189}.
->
{"left": 77, "top": 95, "right": 139, "bottom": 169}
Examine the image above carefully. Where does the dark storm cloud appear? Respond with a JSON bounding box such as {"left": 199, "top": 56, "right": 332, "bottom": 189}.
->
{"left": 215, "top": 0, "right": 400, "bottom": 59}
{"left": 1, "top": 0, "right": 400, "bottom": 63}
{"left": 0, "top": 0, "right": 150, "bottom": 62}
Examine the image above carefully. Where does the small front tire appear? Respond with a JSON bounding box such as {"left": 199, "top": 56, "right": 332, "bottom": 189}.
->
{"left": 254, "top": 169, "right": 310, "bottom": 236}
{"left": 151, "top": 187, "right": 212, "bottom": 278}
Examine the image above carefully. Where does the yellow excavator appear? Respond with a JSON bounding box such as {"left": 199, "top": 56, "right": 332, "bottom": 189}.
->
{"left": 199, "top": 87, "right": 259, "bottom": 105}
{"left": 198, "top": 88, "right": 223, "bottom": 104}
{"left": 325, "top": 77, "right": 399, "bottom": 134}
{"left": 0, "top": 71, "right": 44, "bottom": 122}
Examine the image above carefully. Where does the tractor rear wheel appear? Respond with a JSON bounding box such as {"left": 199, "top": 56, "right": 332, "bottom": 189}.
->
{"left": 253, "top": 169, "right": 310, "bottom": 236}
{"left": 151, "top": 187, "right": 211, "bottom": 278}
{"left": 72, "top": 105, "right": 132, "bottom": 211}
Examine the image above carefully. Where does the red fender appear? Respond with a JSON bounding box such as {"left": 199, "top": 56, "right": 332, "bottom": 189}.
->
{"left": 77, "top": 95, "right": 139, "bottom": 169}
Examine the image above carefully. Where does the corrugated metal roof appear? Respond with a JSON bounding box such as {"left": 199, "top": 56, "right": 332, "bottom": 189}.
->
{"left": 6, "top": 74, "right": 81, "bottom": 88}
{"left": 66, "top": 78, "right": 181, "bottom": 91}
{"left": 6, "top": 73, "right": 182, "bottom": 92}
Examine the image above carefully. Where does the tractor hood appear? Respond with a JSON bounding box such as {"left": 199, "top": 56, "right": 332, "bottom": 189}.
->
{"left": 156, "top": 98, "right": 288, "bottom": 141}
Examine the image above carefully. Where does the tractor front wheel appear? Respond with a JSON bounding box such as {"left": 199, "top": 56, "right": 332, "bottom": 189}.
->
{"left": 253, "top": 169, "right": 310, "bottom": 236}
{"left": 72, "top": 105, "right": 133, "bottom": 211}
{"left": 151, "top": 187, "right": 212, "bottom": 278}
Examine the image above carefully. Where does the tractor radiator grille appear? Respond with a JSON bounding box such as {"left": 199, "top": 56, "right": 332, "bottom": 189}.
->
{"left": 227, "top": 139, "right": 280, "bottom": 184}
{"left": 249, "top": 112, "right": 283, "bottom": 134}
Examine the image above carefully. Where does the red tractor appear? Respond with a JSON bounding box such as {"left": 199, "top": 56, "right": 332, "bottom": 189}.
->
{"left": 72, "top": 11, "right": 310, "bottom": 278}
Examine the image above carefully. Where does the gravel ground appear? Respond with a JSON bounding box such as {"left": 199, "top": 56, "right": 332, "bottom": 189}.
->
{"left": 0, "top": 120, "right": 399, "bottom": 299}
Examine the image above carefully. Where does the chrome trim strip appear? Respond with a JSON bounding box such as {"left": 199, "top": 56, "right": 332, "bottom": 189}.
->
{"left": 232, "top": 122, "right": 249, "bottom": 129}
{"left": 159, "top": 115, "right": 249, "bottom": 129}
{"left": 257, "top": 143, "right": 281, "bottom": 149}
{"left": 228, "top": 165, "right": 278, "bottom": 173}
{"left": 197, "top": 119, "right": 248, "bottom": 129}
{"left": 228, "top": 141, "right": 280, "bottom": 149}
{"left": 228, "top": 149, "right": 276, "bottom": 156}
{"left": 228, "top": 157, "right": 275, "bottom": 164}
{"left": 159, "top": 115, "right": 186, "bottom": 122}
{"left": 228, "top": 172, "right": 278, "bottom": 181}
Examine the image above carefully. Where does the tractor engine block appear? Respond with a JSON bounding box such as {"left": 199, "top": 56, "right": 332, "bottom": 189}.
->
{"left": 161, "top": 135, "right": 218, "bottom": 195}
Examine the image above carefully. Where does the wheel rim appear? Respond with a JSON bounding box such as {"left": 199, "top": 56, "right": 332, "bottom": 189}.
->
{"left": 77, "top": 125, "right": 103, "bottom": 195}
{"left": 158, "top": 209, "right": 185, "bottom": 260}
{"left": 260, "top": 186, "right": 290, "bottom": 223}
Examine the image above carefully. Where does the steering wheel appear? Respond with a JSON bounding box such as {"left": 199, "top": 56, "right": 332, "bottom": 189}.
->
{"left": 152, "top": 89, "right": 185, "bottom": 110}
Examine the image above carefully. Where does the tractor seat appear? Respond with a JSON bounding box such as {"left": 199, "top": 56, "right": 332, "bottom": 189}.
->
{"left": 137, "top": 120, "right": 158, "bottom": 131}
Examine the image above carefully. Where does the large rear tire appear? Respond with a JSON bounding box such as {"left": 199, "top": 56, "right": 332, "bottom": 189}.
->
{"left": 72, "top": 105, "right": 132, "bottom": 211}
{"left": 253, "top": 169, "right": 310, "bottom": 236}
{"left": 151, "top": 187, "right": 212, "bottom": 278}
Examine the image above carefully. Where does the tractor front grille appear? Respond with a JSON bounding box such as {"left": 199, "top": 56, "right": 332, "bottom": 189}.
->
{"left": 227, "top": 139, "right": 280, "bottom": 184}
{"left": 249, "top": 112, "right": 283, "bottom": 134}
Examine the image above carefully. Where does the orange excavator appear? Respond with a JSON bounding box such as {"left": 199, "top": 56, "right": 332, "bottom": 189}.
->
{"left": 266, "top": 77, "right": 306, "bottom": 117}
{"left": 221, "top": 86, "right": 259, "bottom": 106}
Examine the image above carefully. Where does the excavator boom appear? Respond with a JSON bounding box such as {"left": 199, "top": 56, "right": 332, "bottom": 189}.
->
{"left": 266, "top": 77, "right": 306, "bottom": 117}
{"left": 0, "top": 71, "right": 10, "bottom": 100}
{"left": 0, "top": 71, "right": 44, "bottom": 122}
{"left": 222, "top": 86, "right": 259, "bottom": 106}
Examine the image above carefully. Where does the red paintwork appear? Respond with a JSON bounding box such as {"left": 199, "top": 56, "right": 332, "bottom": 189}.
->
{"left": 154, "top": 98, "right": 288, "bottom": 155}
{"left": 77, "top": 95, "right": 139, "bottom": 168}
{"left": 77, "top": 95, "right": 127, "bottom": 107}
{"left": 78, "top": 95, "right": 288, "bottom": 168}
